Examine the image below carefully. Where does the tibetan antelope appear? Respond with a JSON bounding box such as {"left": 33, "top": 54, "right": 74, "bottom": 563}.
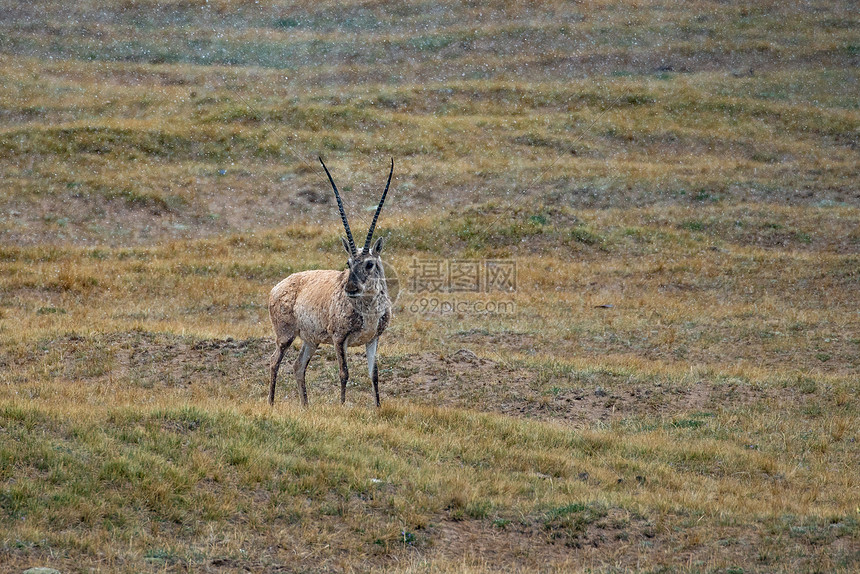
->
{"left": 268, "top": 157, "right": 394, "bottom": 407}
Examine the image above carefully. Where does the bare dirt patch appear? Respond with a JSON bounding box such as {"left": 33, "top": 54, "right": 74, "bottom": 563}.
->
{"left": 3, "top": 333, "right": 813, "bottom": 427}
{"left": 385, "top": 350, "right": 801, "bottom": 427}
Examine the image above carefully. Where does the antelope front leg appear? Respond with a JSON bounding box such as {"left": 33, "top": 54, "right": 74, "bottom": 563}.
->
{"left": 335, "top": 338, "right": 349, "bottom": 404}
{"left": 366, "top": 338, "right": 380, "bottom": 407}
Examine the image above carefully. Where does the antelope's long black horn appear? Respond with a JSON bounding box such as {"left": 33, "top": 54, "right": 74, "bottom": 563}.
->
{"left": 319, "top": 156, "right": 356, "bottom": 257}
{"left": 364, "top": 158, "right": 394, "bottom": 253}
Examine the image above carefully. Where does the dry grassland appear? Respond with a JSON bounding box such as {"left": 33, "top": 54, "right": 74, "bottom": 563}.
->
{"left": 0, "top": 1, "right": 858, "bottom": 572}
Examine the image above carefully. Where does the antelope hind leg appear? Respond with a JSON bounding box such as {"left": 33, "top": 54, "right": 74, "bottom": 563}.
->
{"left": 269, "top": 337, "right": 294, "bottom": 405}
{"left": 294, "top": 341, "right": 316, "bottom": 407}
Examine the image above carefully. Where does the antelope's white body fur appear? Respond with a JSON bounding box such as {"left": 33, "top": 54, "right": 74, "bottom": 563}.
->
{"left": 269, "top": 269, "right": 390, "bottom": 349}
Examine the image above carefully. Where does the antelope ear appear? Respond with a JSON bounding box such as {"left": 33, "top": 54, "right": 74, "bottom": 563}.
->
{"left": 372, "top": 236, "right": 384, "bottom": 255}
{"left": 341, "top": 236, "right": 352, "bottom": 255}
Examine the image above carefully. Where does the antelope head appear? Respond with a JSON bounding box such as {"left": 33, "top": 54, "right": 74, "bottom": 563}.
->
{"left": 319, "top": 157, "right": 393, "bottom": 300}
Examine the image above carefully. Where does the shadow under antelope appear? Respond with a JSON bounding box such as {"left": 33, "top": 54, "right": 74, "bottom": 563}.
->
{"left": 268, "top": 157, "right": 394, "bottom": 407}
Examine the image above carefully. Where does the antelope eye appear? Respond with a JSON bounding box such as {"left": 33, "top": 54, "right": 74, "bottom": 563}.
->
{"left": 365, "top": 261, "right": 375, "bottom": 271}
